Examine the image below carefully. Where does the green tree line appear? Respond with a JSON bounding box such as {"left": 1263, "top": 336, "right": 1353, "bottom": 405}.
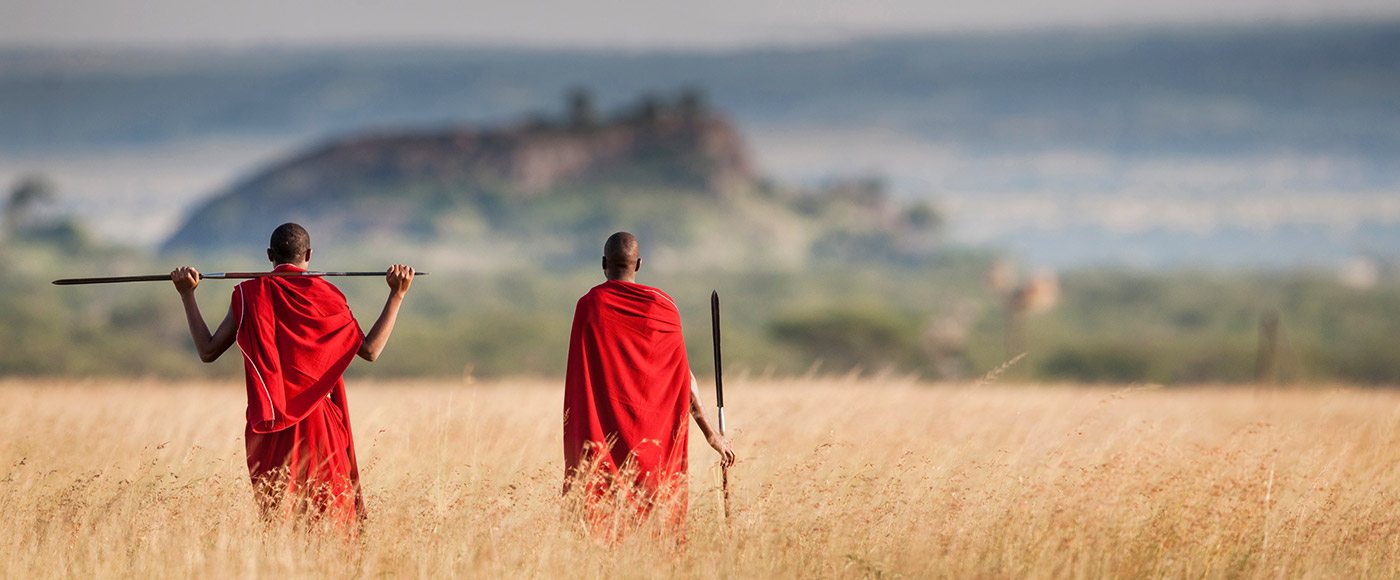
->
{"left": 4, "top": 237, "right": 1398, "bottom": 385}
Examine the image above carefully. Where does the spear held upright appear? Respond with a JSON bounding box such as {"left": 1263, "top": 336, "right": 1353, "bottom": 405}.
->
{"left": 52, "top": 270, "right": 428, "bottom": 285}
{"left": 711, "top": 289, "right": 731, "bottom": 519}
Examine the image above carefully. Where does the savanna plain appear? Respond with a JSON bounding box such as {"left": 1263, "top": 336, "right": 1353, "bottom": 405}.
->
{"left": 3, "top": 378, "right": 1399, "bottom": 578}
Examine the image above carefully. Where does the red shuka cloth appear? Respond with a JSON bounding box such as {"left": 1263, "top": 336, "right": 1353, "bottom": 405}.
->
{"left": 563, "top": 280, "right": 691, "bottom": 519}
{"left": 230, "top": 264, "right": 365, "bottom": 523}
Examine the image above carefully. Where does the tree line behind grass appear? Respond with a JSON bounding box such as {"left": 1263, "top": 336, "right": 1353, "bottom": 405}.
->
{"left": 4, "top": 232, "right": 1399, "bottom": 385}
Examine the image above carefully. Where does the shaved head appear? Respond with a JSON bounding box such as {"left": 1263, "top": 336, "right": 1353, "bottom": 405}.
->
{"left": 268, "top": 222, "right": 311, "bottom": 265}
{"left": 602, "top": 231, "right": 641, "bottom": 281}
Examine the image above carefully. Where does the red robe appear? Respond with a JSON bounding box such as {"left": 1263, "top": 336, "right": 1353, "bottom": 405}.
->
{"left": 230, "top": 264, "right": 365, "bottom": 524}
{"left": 563, "top": 280, "right": 691, "bottom": 524}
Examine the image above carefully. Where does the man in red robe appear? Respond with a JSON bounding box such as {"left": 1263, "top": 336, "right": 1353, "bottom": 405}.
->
{"left": 170, "top": 222, "right": 414, "bottom": 526}
{"left": 563, "top": 231, "right": 735, "bottom": 529}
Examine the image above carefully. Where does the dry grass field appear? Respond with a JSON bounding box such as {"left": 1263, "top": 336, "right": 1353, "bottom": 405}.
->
{"left": 3, "top": 377, "right": 1400, "bottom": 578}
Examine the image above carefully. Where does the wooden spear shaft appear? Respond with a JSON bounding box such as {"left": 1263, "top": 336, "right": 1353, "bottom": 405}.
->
{"left": 711, "top": 290, "right": 731, "bottom": 520}
{"left": 52, "top": 271, "right": 428, "bottom": 285}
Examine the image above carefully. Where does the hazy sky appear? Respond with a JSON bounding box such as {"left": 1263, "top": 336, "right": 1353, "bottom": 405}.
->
{"left": 4, "top": 0, "right": 1400, "bottom": 48}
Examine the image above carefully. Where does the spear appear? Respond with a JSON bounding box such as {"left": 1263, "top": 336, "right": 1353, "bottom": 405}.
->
{"left": 711, "top": 290, "right": 731, "bottom": 520}
{"left": 52, "top": 270, "right": 428, "bottom": 285}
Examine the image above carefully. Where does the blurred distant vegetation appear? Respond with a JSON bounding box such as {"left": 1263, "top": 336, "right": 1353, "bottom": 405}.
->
{"left": 5, "top": 223, "right": 1399, "bottom": 384}
{"left": 5, "top": 35, "right": 1400, "bottom": 386}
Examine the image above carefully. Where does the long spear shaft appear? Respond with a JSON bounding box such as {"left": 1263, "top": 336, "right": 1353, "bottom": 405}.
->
{"left": 52, "top": 271, "right": 428, "bottom": 286}
{"left": 711, "top": 290, "right": 731, "bottom": 520}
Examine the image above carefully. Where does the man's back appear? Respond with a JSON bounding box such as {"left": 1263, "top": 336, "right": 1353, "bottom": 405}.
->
{"left": 232, "top": 264, "right": 363, "bottom": 433}
{"left": 563, "top": 280, "right": 691, "bottom": 493}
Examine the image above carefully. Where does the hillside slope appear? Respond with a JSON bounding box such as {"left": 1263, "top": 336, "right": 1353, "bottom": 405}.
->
{"left": 161, "top": 92, "right": 936, "bottom": 269}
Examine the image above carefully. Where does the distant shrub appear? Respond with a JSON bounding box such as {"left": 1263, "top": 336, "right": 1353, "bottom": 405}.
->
{"left": 1039, "top": 344, "right": 1154, "bottom": 383}
{"left": 769, "top": 307, "right": 920, "bottom": 373}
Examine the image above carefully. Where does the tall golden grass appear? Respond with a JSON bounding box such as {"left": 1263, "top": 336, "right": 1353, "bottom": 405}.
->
{"left": 3, "top": 378, "right": 1399, "bottom": 578}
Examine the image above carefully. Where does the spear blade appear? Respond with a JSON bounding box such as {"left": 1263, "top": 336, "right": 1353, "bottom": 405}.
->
{"left": 711, "top": 289, "right": 731, "bottom": 520}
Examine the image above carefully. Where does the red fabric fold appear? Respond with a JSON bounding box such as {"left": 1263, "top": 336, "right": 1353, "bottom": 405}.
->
{"left": 230, "top": 264, "right": 366, "bottom": 523}
{"left": 563, "top": 280, "right": 691, "bottom": 520}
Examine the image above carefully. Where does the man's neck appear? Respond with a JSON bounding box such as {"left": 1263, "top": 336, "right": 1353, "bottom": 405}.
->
{"left": 606, "top": 273, "right": 636, "bottom": 283}
{"left": 275, "top": 262, "right": 310, "bottom": 270}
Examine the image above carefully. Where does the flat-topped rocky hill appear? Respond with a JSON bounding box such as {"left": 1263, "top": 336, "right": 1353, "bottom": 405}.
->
{"left": 162, "top": 90, "right": 936, "bottom": 270}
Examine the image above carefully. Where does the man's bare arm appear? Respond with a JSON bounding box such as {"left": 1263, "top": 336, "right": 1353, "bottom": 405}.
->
{"left": 690, "top": 371, "right": 736, "bottom": 467}
{"left": 171, "top": 266, "right": 237, "bottom": 363}
{"left": 358, "top": 264, "right": 414, "bottom": 362}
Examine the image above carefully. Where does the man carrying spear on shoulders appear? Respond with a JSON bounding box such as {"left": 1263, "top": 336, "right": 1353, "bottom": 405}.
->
{"left": 170, "top": 222, "right": 414, "bottom": 528}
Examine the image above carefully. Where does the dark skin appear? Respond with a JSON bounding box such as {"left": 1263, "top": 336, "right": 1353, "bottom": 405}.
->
{"left": 171, "top": 247, "right": 415, "bottom": 363}
{"left": 604, "top": 254, "right": 736, "bottom": 468}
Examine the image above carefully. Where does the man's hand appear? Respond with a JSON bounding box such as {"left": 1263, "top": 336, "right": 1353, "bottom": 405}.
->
{"left": 386, "top": 264, "right": 414, "bottom": 297}
{"left": 171, "top": 266, "right": 200, "bottom": 294}
{"left": 707, "top": 431, "right": 736, "bottom": 468}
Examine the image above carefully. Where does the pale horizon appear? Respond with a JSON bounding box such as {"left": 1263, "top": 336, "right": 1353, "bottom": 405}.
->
{"left": 3, "top": 0, "right": 1399, "bottom": 50}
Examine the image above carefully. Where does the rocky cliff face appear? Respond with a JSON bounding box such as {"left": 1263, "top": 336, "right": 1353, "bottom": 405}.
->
{"left": 162, "top": 92, "right": 758, "bottom": 255}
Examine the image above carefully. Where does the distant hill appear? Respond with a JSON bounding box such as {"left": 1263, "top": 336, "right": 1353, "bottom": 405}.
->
{"left": 5, "top": 23, "right": 1399, "bottom": 170}
{"left": 161, "top": 91, "right": 938, "bottom": 269}
{"left": 9, "top": 23, "right": 1399, "bottom": 268}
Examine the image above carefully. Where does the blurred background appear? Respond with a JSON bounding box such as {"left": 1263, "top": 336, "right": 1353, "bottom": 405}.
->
{"left": 2, "top": 0, "right": 1398, "bottom": 383}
